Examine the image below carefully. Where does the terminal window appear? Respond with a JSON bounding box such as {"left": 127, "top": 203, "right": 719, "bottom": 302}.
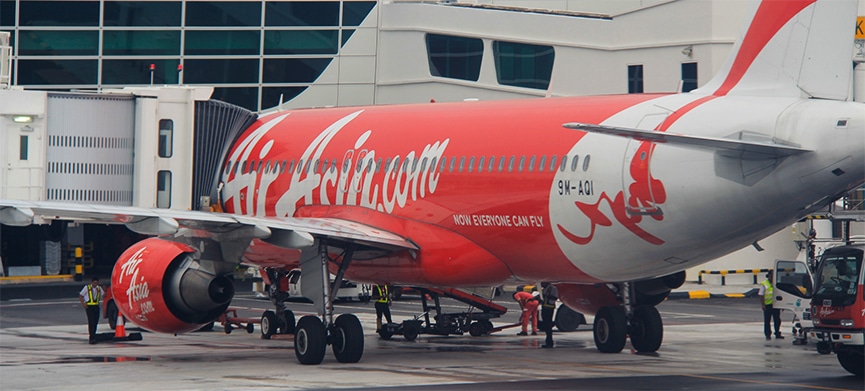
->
{"left": 493, "top": 41, "right": 554, "bottom": 90}
{"left": 426, "top": 34, "right": 483, "bottom": 82}
{"left": 628, "top": 64, "right": 644, "bottom": 93}
{"left": 681, "top": 62, "right": 698, "bottom": 92}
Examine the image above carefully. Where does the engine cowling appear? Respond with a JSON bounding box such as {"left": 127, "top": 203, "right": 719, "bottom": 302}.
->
{"left": 111, "top": 237, "right": 234, "bottom": 334}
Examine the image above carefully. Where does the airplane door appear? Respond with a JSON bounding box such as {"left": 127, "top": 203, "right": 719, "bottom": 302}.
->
{"left": 621, "top": 114, "right": 667, "bottom": 216}
{"left": 773, "top": 259, "right": 813, "bottom": 314}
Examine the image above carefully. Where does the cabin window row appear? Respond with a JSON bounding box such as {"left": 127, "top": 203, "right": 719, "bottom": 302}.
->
{"left": 224, "top": 154, "right": 592, "bottom": 177}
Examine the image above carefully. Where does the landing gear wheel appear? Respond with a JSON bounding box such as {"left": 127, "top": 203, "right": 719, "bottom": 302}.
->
{"left": 246, "top": 322, "right": 255, "bottom": 333}
{"left": 279, "top": 310, "right": 296, "bottom": 334}
{"left": 469, "top": 322, "right": 484, "bottom": 337}
{"left": 555, "top": 304, "right": 584, "bottom": 332}
{"left": 107, "top": 301, "right": 119, "bottom": 330}
{"left": 629, "top": 305, "right": 663, "bottom": 352}
{"left": 261, "top": 310, "right": 277, "bottom": 339}
{"left": 332, "top": 314, "right": 364, "bottom": 363}
{"left": 295, "top": 316, "right": 327, "bottom": 365}
{"left": 836, "top": 351, "right": 864, "bottom": 377}
{"left": 593, "top": 306, "right": 627, "bottom": 353}
{"left": 402, "top": 323, "right": 420, "bottom": 341}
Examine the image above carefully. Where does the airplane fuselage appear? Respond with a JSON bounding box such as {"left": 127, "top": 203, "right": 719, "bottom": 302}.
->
{"left": 220, "top": 93, "right": 864, "bottom": 285}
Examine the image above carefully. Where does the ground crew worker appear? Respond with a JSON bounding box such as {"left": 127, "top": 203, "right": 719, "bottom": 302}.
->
{"left": 540, "top": 282, "right": 558, "bottom": 348}
{"left": 372, "top": 284, "right": 392, "bottom": 332}
{"left": 78, "top": 277, "right": 105, "bottom": 344}
{"left": 758, "top": 271, "right": 783, "bottom": 340}
{"left": 513, "top": 290, "right": 539, "bottom": 335}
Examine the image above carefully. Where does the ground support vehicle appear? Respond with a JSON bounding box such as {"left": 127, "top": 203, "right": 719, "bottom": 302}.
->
{"left": 379, "top": 287, "right": 507, "bottom": 341}
{"left": 218, "top": 308, "right": 257, "bottom": 334}
{"left": 807, "top": 245, "right": 864, "bottom": 377}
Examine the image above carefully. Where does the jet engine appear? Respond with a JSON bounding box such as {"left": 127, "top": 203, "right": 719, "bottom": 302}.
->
{"left": 557, "top": 271, "right": 686, "bottom": 315}
{"left": 111, "top": 237, "right": 234, "bottom": 333}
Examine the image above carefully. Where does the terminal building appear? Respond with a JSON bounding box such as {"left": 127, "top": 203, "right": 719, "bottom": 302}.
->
{"left": 0, "top": 0, "right": 863, "bottom": 280}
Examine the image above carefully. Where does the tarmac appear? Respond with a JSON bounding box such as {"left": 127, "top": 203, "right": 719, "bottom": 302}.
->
{"left": 0, "top": 275, "right": 760, "bottom": 302}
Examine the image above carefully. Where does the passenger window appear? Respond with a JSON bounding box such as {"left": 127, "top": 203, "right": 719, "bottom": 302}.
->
{"left": 320, "top": 159, "right": 328, "bottom": 173}
{"left": 281, "top": 160, "right": 287, "bottom": 174}
{"left": 305, "top": 160, "right": 312, "bottom": 173}
{"left": 508, "top": 156, "right": 515, "bottom": 172}
{"left": 376, "top": 158, "right": 383, "bottom": 173}
{"left": 559, "top": 155, "right": 567, "bottom": 172}
{"left": 356, "top": 158, "right": 364, "bottom": 173}
{"left": 314, "top": 159, "right": 320, "bottom": 173}
{"left": 477, "top": 156, "right": 485, "bottom": 173}
{"left": 430, "top": 157, "right": 438, "bottom": 172}
{"left": 583, "top": 155, "right": 591, "bottom": 171}
{"left": 449, "top": 156, "right": 456, "bottom": 172}
{"left": 402, "top": 158, "right": 410, "bottom": 173}
{"left": 330, "top": 159, "right": 337, "bottom": 173}
{"left": 298, "top": 159, "right": 305, "bottom": 174}
{"left": 571, "top": 155, "right": 579, "bottom": 172}
{"left": 549, "top": 155, "right": 557, "bottom": 172}
{"left": 288, "top": 160, "right": 295, "bottom": 173}
{"left": 224, "top": 160, "right": 232, "bottom": 175}
{"left": 498, "top": 156, "right": 506, "bottom": 172}
{"left": 421, "top": 157, "right": 428, "bottom": 172}
{"left": 528, "top": 156, "right": 536, "bottom": 172}
{"left": 412, "top": 158, "right": 419, "bottom": 173}
{"left": 366, "top": 159, "right": 374, "bottom": 173}
{"left": 468, "top": 157, "right": 475, "bottom": 173}
{"left": 459, "top": 156, "right": 466, "bottom": 173}
{"left": 518, "top": 156, "right": 525, "bottom": 172}
{"left": 264, "top": 161, "right": 271, "bottom": 173}
{"left": 439, "top": 157, "right": 447, "bottom": 172}
{"left": 392, "top": 157, "right": 400, "bottom": 173}
{"left": 538, "top": 156, "right": 545, "bottom": 172}
{"left": 242, "top": 160, "right": 248, "bottom": 174}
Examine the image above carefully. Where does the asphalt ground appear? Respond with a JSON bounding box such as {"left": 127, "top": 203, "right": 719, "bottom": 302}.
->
{"left": 1, "top": 285, "right": 862, "bottom": 391}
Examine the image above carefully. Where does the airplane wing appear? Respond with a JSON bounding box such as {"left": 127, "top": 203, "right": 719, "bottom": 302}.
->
{"left": 564, "top": 122, "right": 812, "bottom": 159}
{"left": 0, "top": 199, "right": 418, "bottom": 252}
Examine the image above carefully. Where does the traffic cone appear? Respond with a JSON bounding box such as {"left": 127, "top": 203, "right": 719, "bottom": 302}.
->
{"left": 114, "top": 314, "right": 126, "bottom": 338}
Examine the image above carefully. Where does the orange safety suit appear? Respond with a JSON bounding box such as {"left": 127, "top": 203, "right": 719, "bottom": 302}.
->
{"left": 514, "top": 291, "right": 539, "bottom": 333}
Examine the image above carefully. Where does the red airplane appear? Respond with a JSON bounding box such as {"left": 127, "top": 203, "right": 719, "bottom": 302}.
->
{"left": 1, "top": 0, "right": 863, "bottom": 365}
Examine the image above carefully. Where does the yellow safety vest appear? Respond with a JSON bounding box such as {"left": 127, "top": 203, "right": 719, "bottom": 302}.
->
{"left": 85, "top": 285, "right": 102, "bottom": 306}
{"left": 374, "top": 285, "right": 389, "bottom": 303}
{"left": 760, "top": 279, "right": 774, "bottom": 305}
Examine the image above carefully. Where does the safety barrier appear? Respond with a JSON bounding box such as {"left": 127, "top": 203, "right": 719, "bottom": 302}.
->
{"left": 697, "top": 269, "right": 770, "bottom": 285}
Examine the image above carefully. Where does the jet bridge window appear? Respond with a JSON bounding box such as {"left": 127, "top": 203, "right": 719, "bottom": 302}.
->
{"left": 493, "top": 41, "right": 555, "bottom": 90}
{"left": 158, "top": 119, "right": 173, "bottom": 158}
{"left": 628, "top": 64, "right": 644, "bottom": 93}
{"left": 426, "top": 34, "right": 483, "bottom": 82}
{"left": 681, "top": 62, "right": 698, "bottom": 92}
{"left": 157, "top": 170, "right": 172, "bottom": 208}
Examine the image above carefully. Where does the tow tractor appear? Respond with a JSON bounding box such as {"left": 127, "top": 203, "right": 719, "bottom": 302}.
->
{"left": 379, "top": 287, "right": 508, "bottom": 341}
{"left": 808, "top": 245, "right": 865, "bottom": 377}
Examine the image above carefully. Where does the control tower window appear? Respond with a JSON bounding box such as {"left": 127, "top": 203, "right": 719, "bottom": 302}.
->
{"left": 426, "top": 34, "right": 483, "bottom": 82}
{"left": 158, "top": 119, "right": 173, "bottom": 158}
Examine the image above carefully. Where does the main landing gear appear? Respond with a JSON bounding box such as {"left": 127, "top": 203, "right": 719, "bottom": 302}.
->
{"left": 592, "top": 282, "right": 664, "bottom": 354}
{"left": 292, "top": 241, "right": 364, "bottom": 365}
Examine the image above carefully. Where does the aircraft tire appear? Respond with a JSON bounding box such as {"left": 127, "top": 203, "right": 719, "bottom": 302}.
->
{"left": 836, "top": 351, "right": 864, "bottom": 377}
{"left": 279, "top": 310, "right": 296, "bottom": 334}
{"left": 629, "top": 305, "right": 663, "bottom": 352}
{"left": 593, "top": 306, "right": 627, "bottom": 353}
{"left": 261, "top": 310, "right": 277, "bottom": 339}
{"left": 295, "top": 316, "right": 327, "bottom": 365}
{"left": 106, "top": 300, "right": 118, "bottom": 330}
{"left": 332, "top": 314, "right": 364, "bottom": 363}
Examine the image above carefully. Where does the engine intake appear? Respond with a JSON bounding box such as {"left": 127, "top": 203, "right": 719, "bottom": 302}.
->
{"left": 112, "top": 238, "right": 234, "bottom": 333}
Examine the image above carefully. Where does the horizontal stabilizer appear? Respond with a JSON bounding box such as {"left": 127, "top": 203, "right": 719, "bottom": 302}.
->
{"left": 563, "top": 122, "right": 811, "bottom": 159}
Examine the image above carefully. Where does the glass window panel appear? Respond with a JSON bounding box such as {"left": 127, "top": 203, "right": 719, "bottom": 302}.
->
{"left": 18, "top": 30, "right": 98, "bottom": 55}
{"left": 493, "top": 41, "right": 554, "bottom": 90}
{"left": 426, "top": 34, "right": 482, "bottom": 82}
{"left": 104, "top": 30, "right": 180, "bottom": 55}
{"left": 681, "top": 62, "right": 698, "bottom": 92}
{"left": 20, "top": 1, "right": 99, "bottom": 26}
{"left": 265, "top": 1, "right": 339, "bottom": 26}
{"left": 263, "top": 58, "right": 331, "bottom": 83}
{"left": 341, "top": 29, "right": 355, "bottom": 47}
{"left": 104, "top": 1, "right": 181, "bottom": 26}
{"left": 158, "top": 119, "right": 173, "bottom": 158}
{"left": 1, "top": 1, "right": 16, "bottom": 26}
{"left": 212, "top": 86, "right": 259, "bottom": 111}
{"left": 343, "top": 1, "right": 376, "bottom": 26}
{"left": 186, "top": 1, "right": 262, "bottom": 27}
{"left": 184, "top": 59, "right": 259, "bottom": 84}
{"left": 102, "top": 59, "right": 180, "bottom": 85}
{"left": 157, "top": 170, "right": 172, "bottom": 208}
{"left": 262, "top": 86, "right": 308, "bottom": 109}
{"left": 264, "top": 30, "right": 337, "bottom": 55}
{"left": 185, "top": 30, "right": 260, "bottom": 55}
{"left": 17, "top": 59, "right": 97, "bottom": 85}
{"left": 628, "top": 64, "right": 643, "bottom": 93}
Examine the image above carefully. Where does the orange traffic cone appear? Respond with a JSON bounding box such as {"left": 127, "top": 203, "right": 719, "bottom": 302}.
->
{"left": 114, "top": 314, "right": 126, "bottom": 338}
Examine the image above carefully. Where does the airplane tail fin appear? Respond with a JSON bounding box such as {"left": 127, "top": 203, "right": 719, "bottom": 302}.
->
{"left": 692, "top": 0, "right": 858, "bottom": 100}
